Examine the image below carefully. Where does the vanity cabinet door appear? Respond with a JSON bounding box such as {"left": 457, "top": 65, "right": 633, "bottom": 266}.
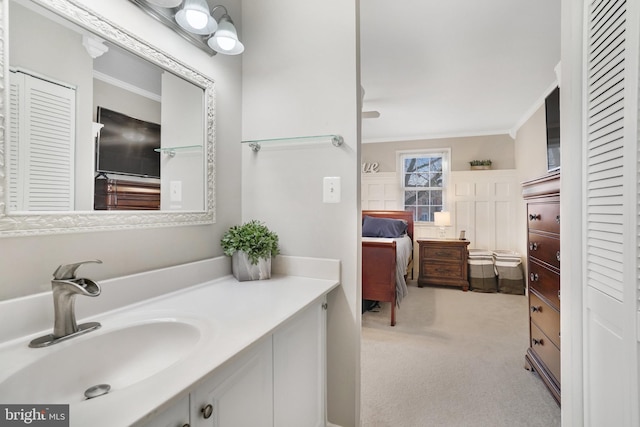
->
{"left": 273, "top": 299, "right": 327, "bottom": 427}
{"left": 190, "top": 337, "right": 273, "bottom": 427}
{"left": 136, "top": 394, "right": 190, "bottom": 427}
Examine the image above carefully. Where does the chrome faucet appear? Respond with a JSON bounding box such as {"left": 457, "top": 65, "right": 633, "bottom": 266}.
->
{"left": 29, "top": 260, "right": 103, "bottom": 348}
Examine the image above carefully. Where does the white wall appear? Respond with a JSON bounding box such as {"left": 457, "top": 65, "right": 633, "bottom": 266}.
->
{"left": 241, "top": 1, "right": 360, "bottom": 425}
{"left": 514, "top": 104, "right": 549, "bottom": 271}
{"left": 160, "top": 72, "right": 204, "bottom": 211}
{"left": 93, "top": 80, "right": 161, "bottom": 125}
{"left": 0, "top": 0, "right": 243, "bottom": 300}
{"left": 362, "top": 133, "right": 516, "bottom": 172}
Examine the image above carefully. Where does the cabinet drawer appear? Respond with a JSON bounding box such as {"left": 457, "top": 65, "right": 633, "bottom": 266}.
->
{"left": 422, "top": 262, "right": 464, "bottom": 280}
{"left": 530, "top": 322, "right": 560, "bottom": 383}
{"left": 528, "top": 260, "right": 560, "bottom": 310}
{"left": 527, "top": 201, "right": 560, "bottom": 234}
{"left": 528, "top": 232, "right": 560, "bottom": 269}
{"left": 530, "top": 292, "right": 560, "bottom": 349}
{"left": 422, "top": 246, "right": 463, "bottom": 261}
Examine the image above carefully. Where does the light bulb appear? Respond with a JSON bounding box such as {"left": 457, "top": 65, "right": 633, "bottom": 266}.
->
{"left": 216, "top": 36, "right": 236, "bottom": 51}
{"left": 185, "top": 9, "right": 208, "bottom": 29}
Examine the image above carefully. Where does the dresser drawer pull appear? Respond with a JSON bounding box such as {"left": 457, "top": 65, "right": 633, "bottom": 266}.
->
{"left": 530, "top": 273, "right": 539, "bottom": 282}
{"left": 556, "top": 251, "right": 560, "bottom": 262}
{"left": 529, "top": 213, "right": 541, "bottom": 221}
{"left": 529, "top": 242, "right": 538, "bottom": 251}
{"left": 434, "top": 251, "right": 452, "bottom": 257}
{"left": 530, "top": 305, "right": 542, "bottom": 313}
{"left": 556, "top": 215, "right": 560, "bottom": 224}
{"left": 532, "top": 338, "right": 544, "bottom": 346}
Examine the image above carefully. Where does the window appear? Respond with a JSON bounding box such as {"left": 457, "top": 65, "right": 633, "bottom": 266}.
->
{"left": 398, "top": 150, "right": 449, "bottom": 222}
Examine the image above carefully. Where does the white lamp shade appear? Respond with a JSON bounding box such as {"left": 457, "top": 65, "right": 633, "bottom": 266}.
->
{"left": 146, "top": 0, "right": 183, "bottom": 7}
{"left": 207, "top": 15, "right": 244, "bottom": 55}
{"left": 434, "top": 211, "right": 451, "bottom": 227}
{"left": 175, "top": 0, "right": 218, "bottom": 35}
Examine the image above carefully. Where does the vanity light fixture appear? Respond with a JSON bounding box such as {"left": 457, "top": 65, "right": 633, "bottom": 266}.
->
{"left": 128, "top": 0, "right": 244, "bottom": 56}
{"left": 207, "top": 7, "right": 244, "bottom": 55}
{"left": 146, "top": 0, "right": 183, "bottom": 6}
{"left": 175, "top": 0, "right": 218, "bottom": 35}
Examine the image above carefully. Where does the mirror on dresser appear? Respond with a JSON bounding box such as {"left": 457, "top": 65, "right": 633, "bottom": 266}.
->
{"left": 0, "top": 0, "right": 216, "bottom": 236}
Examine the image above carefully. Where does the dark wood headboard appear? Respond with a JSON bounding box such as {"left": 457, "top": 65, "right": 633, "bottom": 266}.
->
{"left": 362, "top": 210, "right": 414, "bottom": 241}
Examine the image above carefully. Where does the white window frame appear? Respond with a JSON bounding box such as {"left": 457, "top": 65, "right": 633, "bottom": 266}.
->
{"left": 396, "top": 148, "right": 451, "bottom": 223}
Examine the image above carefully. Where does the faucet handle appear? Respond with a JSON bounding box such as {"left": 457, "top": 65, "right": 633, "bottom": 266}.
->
{"left": 53, "top": 260, "right": 102, "bottom": 280}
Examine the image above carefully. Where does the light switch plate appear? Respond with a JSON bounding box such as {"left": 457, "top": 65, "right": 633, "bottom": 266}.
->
{"left": 170, "top": 180, "right": 182, "bottom": 202}
{"left": 323, "top": 177, "right": 340, "bottom": 203}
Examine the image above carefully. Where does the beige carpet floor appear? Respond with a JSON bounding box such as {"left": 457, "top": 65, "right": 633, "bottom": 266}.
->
{"left": 361, "top": 282, "right": 561, "bottom": 427}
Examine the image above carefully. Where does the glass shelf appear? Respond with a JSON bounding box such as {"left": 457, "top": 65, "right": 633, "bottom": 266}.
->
{"left": 155, "top": 145, "right": 202, "bottom": 157}
{"left": 241, "top": 134, "right": 344, "bottom": 152}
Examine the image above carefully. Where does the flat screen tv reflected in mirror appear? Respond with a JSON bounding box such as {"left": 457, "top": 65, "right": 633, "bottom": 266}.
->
{"left": 96, "top": 106, "right": 161, "bottom": 178}
{"left": 545, "top": 86, "right": 560, "bottom": 173}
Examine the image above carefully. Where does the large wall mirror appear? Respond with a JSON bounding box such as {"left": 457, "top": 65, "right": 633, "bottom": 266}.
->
{"left": 0, "top": 0, "right": 216, "bottom": 236}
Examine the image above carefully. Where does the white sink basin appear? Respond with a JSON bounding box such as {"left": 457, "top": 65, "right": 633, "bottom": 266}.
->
{"left": 0, "top": 317, "right": 207, "bottom": 404}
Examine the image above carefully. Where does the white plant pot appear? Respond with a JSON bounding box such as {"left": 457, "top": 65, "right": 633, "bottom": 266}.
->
{"left": 231, "top": 251, "right": 272, "bottom": 281}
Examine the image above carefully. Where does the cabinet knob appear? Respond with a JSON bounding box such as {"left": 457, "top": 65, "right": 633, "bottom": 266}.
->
{"left": 530, "top": 273, "right": 539, "bottom": 282}
{"left": 529, "top": 213, "right": 541, "bottom": 221}
{"left": 530, "top": 305, "right": 542, "bottom": 313}
{"left": 532, "top": 338, "right": 544, "bottom": 346}
{"left": 201, "top": 403, "right": 213, "bottom": 419}
{"left": 529, "top": 242, "right": 538, "bottom": 251}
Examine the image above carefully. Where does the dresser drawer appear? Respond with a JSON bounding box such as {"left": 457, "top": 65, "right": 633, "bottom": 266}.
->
{"left": 527, "top": 201, "right": 560, "bottom": 234}
{"left": 530, "top": 322, "right": 560, "bottom": 383}
{"left": 528, "top": 232, "right": 560, "bottom": 269}
{"left": 528, "top": 260, "right": 560, "bottom": 310}
{"left": 422, "top": 246, "right": 464, "bottom": 261}
{"left": 422, "top": 262, "right": 464, "bottom": 280}
{"left": 530, "top": 291, "right": 560, "bottom": 349}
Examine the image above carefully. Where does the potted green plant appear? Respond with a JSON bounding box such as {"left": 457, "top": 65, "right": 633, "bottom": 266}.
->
{"left": 469, "top": 159, "right": 492, "bottom": 170}
{"left": 221, "top": 220, "right": 280, "bottom": 281}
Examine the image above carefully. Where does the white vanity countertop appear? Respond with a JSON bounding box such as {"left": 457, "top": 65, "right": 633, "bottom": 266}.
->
{"left": 0, "top": 260, "right": 340, "bottom": 427}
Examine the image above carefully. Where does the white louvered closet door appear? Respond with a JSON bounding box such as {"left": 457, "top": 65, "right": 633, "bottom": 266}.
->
{"left": 583, "top": 0, "right": 639, "bottom": 425}
{"left": 9, "top": 70, "right": 76, "bottom": 211}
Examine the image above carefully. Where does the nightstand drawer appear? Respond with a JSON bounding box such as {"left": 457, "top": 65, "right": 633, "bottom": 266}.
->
{"left": 422, "top": 246, "right": 464, "bottom": 261}
{"left": 527, "top": 201, "right": 560, "bottom": 234}
{"left": 422, "top": 262, "right": 463, "bottom": 280}
{"left": 530, "top": 291, "right": 560, "bottom": 349}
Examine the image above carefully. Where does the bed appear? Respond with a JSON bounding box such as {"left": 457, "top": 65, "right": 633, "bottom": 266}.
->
{"left": 362, "top": 210, "right": 414, "bottom": 326}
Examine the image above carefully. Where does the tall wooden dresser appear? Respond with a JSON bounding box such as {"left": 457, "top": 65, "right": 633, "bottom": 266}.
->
{"left": 94, "top": 177, "right": 160, "bottom": 210}
{"left": 522, "top": 172, "right": 560, "bottom": 405}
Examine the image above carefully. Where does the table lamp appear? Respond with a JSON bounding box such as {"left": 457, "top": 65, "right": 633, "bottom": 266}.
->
{"left": 434, "top": 211, "right": 451, "bottom": 238}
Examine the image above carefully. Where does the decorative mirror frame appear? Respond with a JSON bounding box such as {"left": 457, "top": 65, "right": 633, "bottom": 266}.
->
{"left": 0, "top": 0, "right": 216, "bottom": 237}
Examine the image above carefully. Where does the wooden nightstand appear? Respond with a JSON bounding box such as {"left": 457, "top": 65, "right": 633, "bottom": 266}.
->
{"left": 417, "top": 239, "right": 471, "bottom": 291}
